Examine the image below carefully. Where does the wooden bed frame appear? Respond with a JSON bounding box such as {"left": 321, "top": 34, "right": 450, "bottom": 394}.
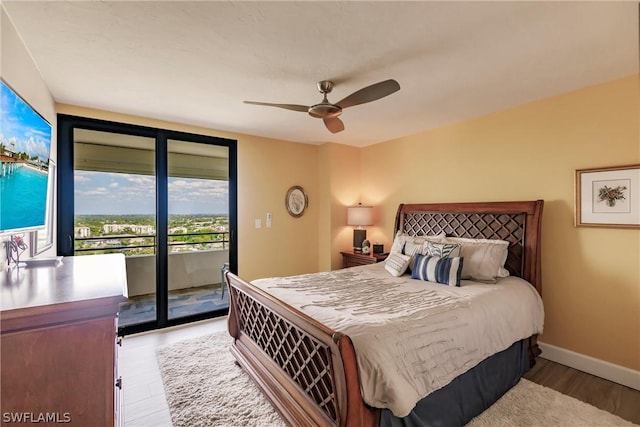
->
{"left": 226, "top": 200, "right": 544, "bottom": 427}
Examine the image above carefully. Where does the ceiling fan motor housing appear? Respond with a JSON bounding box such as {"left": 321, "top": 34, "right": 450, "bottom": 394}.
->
{"left": 308, "top": 103, "right": 342, "bottom": 118}
{"left": 308, "top": 80, "right": 342, "bottom": 118}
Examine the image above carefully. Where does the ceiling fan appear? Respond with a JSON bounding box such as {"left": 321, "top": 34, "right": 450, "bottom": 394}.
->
{"left": 244, "top": 79, "right": 400, "bottom": 134}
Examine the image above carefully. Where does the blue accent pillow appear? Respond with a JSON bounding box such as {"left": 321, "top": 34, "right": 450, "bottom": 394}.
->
{"left": 411, "top": 254, "right": 464, "bottom": 287}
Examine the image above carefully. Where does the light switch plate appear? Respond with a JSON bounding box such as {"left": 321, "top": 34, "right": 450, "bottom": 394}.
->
{"left": 255, "top": 219, "right": 262, "bottom": 229}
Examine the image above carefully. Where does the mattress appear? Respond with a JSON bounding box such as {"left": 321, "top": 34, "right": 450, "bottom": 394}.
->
{"left": 251, "top": 263, "right": 544, "bottom": 417}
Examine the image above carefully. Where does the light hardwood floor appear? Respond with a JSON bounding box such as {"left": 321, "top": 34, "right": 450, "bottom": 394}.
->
{"left": 119, "top": 318, "right": 228, "bottom": 426}
{"left": 523, "top": 357, "right": 640, "bottom": 424}
{"left": 119, "top": 317, "right": 640, "bottom": 426}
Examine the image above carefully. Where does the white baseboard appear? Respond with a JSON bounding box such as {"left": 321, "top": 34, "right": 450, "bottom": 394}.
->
{"left": 538, "top": 341, "right": 640, "bottom": 391}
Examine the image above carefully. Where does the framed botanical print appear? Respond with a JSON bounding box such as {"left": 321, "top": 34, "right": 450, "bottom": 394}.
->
{"left": 575, "top": 164, "right": 640, "bottom": 228}
{"left": 285, "top": 186, "right": 308, "bottom": 218}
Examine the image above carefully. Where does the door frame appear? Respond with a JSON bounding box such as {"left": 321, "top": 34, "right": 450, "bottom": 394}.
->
{"left": 57, "top": 114, "right": 237, "bottom": 335}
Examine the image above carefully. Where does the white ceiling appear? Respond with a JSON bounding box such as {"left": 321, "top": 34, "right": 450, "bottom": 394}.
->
{"left": 3, "top": 1, "right": 638, "bottom": 147}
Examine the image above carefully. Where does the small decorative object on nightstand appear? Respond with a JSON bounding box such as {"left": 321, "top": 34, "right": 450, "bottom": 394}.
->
{"left": 340, "top": 251, "right": 388, "bottom": 268}
{"left": 373, "top": 243, "right": 384, "bottom": 254}
{"left": 362, "top": 239, "right": 371, "bottom": 254}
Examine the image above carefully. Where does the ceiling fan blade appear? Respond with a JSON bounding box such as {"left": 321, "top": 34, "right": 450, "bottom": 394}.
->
{"left": 336, "top": 79, "right": 400, "bottom": 109}
{"left": 323, "top": 117, "right": 345, "bottom": 133}
{"left": 244, "top": 101, "right": 309, "bottom": 113}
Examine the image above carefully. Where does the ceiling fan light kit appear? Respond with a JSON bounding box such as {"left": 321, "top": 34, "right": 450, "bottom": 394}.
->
{"left": 244, "top": 79, "right": 400, "bottom": 133}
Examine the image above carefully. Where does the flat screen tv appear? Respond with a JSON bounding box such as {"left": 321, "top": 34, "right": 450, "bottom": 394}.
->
{"left": 0, "top": 79, "right": 52, "bottom": 234}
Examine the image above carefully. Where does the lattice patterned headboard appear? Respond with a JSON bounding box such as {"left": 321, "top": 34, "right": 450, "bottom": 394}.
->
{"left": 394, "top": 201, "right": 544, "bottom": 294}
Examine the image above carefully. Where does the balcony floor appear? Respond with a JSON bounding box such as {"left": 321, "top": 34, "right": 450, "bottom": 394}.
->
{"left": 119, "top": 284, "right": 229, "bottom": 328}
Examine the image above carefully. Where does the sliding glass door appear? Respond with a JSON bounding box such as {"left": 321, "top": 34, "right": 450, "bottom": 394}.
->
{"left": 57, "top": 115, "right": 237, "bottom": 335}
{"left": 166, "top": 139, "right": 230, "bottom": 321}
{"left": 73, "top": 129, "right": 158, "bottom": 328}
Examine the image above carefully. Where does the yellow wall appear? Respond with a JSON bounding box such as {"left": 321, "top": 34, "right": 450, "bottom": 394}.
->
{"left": 238, "top": 134, "right": 319, "bottom": 279}
{"left": 56, "top": 105, "right": 321, "bottom": 280}
{"left": 360, "top": 76, "right": 640, "bottom": 371}
{"left": 318, "top": 143, "right": 362, "bottom": 271}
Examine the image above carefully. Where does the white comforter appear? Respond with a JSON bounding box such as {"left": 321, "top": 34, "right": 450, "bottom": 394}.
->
{"left": 251, "top": 263, "right": 544, "bottom": 418}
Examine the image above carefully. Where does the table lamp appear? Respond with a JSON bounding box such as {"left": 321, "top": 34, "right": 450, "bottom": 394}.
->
{"left": 347, "top": 204, "right": 373, "bottom": 252}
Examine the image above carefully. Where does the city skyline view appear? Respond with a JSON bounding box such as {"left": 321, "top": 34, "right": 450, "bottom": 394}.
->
{"left": 74, "top": 171, "right": 229, "bottom": 215}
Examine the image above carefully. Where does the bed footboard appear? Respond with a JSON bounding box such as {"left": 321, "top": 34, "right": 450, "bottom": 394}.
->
{"left": 226, "top": 272, "right": 379, "bottom": 427}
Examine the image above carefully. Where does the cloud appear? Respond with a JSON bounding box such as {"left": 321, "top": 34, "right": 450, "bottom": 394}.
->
{"left": 169, "top": 178, "right": 227, "bottom": 194}
{"left": 24, "top": 137, "right": 50, "bottom": 160}
{"left": 120, "top": 174, "right": 155, "bottom": 186}
{"left": 74, "top": 174, "right": 91, "bottom": 184}
{"left": 79, "top": 187, "right": 110, "bottom": 196}
{"left": 74, "top": 170, "right": 228, "bottom": 214}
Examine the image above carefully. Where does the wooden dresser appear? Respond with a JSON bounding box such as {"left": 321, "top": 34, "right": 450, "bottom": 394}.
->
{"left": 0, "top": 254, "right": 127, "bottom": 427}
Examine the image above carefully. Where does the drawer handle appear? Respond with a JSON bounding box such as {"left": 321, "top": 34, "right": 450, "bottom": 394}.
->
{"left": 115, "top": 377, "right": 122, "bottom": 389}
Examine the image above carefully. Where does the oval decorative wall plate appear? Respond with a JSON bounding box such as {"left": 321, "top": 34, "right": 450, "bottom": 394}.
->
{"left": 285, "top": 186, "right": 308, "bottom": 218}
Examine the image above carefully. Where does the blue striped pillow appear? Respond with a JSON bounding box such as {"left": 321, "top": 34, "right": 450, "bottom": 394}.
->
{"left": 411, "top": 254, "right": 464, "bottom": 286}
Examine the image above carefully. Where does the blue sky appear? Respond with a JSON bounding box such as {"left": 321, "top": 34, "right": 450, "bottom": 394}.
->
{"left": 0, "top": 81, "right": 52, "bottom": 162}
{"left": 74, "top": 171, "right": 228, "bottom": 215}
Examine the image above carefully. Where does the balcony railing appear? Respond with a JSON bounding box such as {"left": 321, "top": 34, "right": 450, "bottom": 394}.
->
{"left": 74, "top": 231, "right": 229, "bottom": 256}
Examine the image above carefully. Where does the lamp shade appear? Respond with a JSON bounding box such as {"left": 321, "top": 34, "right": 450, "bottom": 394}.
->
{"left": 347, "top": 205, "right": 373, "bottom": 226}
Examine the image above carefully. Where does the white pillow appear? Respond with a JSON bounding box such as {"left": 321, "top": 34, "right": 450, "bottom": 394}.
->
{"left": 389, "top": 231, "right": 407, "bottom": 254}
{"left": 441, "top": 237, "right": 510, "bottom": 282}
{"left": 410, "top": 233, "right": 446, "bottom": 246}
{"left": 390, "top": 231, "right": 445, "bottom": 255}
{"left": 384, "top": 252, "right": 411, "bottom": 277}
{"left": 424, "top": 241, "right": 462, "bottom": 258}
{"left": 402, "top": 241, "right": 424, "bottom": 272}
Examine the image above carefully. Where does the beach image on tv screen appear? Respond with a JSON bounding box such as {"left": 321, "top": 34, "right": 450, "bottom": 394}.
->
{"left": 0, "top": 80, "right": 52, "bottom": 233}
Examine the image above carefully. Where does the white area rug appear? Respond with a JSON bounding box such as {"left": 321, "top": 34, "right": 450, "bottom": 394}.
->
{"left": 157, "top": 332, "right": 636, "bottom": 427}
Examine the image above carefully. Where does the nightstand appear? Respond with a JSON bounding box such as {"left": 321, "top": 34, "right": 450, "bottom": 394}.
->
{"left": 340, "top": 251, "right": 389, "bottom": 268}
